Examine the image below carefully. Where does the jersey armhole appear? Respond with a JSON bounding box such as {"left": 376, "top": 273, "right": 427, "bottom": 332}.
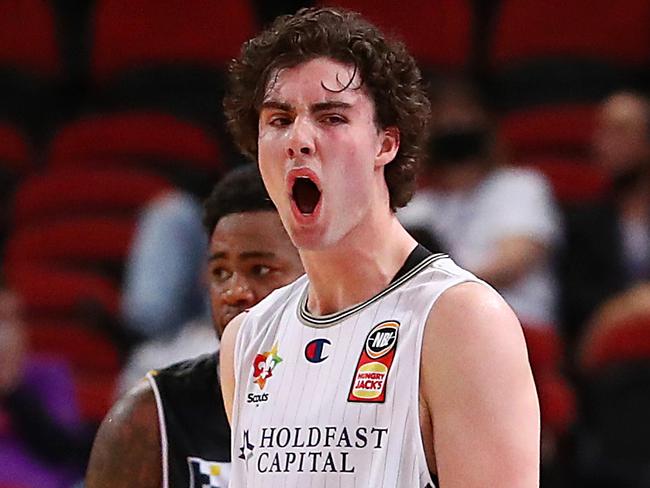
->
{"left": 232, "top": 312, "right": 251, "bottom": 390}
{"left": 231, "top": 312, "right": 252, "bottom": 429}
{"left": 416, "top": 275, "right": 486, "bottom": 487}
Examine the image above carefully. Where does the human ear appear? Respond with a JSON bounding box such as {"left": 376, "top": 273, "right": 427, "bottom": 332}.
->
{"left": 375, "top": 126, "right": 400, "bottom": 168}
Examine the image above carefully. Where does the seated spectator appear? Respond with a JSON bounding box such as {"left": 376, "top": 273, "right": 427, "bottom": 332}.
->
{"left": 121, "top": 190, "right": 208, "bottom": 340}
{"left": 400, "top": 77, "right": 562, "bottom": 330}
{"left": 561, "top": 91, "right": 650, "bottom": 350}
{"left": 0, "top": 287, "right": 88, "bottom": 488}
{"left": 570, "top": 286, "right": 650, "bottom": 488}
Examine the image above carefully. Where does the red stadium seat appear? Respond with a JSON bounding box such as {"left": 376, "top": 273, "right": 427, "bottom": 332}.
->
{"left": 490, "top": 0, "right": 650, "bottom": 69}
{"left": 12, "top": 167, "right": 171, "bottom": 227}
{"left": 573, "top": 314, "right": 650, "bottom": 484}
{"left": 47, "top": 112, "right": 222, "bottom": 174}
{"left": 519, "top": 157, "right": 611, "bottom": 204}
{"left": 522, "top": 325, "right": 563, "bottom": 375}
{"left": 26, "top": 318, "right": 120, "bottom": 373}
{"left": 522, "top": 325, "right": 576, "bottom": 436}
{"left": 0, "top": 1, "right": 64, "bottom": 137}
{"left": 5, "top": 265, "right": 120, "bottom": 318}
{"left": 0, "top": 122, "right": 33, "bottom": 172}
{"left": 323, "top": 0, "right": 472, "bottom": 71}
{"left": 4, "top": 217, "right": 136, "bottom": 274}
{"left": 0, "top": 122, "right": 34, "bottom": 202}
{"left": 75, "top": 370, "right": 118, "bottom": 423}
{"left": 580, "top": 315, "right": 650, "bottom": 372}
{"left": 488, "top": 0, "right": 650, "bottom": 112}
{"left": 0, "top": 122, "right": 34, "bottom": 248}
{"left": 90, "top": 0, "right": 257, "bottom": 84}
{"left": 499, "top": 104, "right": 597, "bottom": 160}
{"left": 0, "top": 0, "right": 61, "bottom": 76}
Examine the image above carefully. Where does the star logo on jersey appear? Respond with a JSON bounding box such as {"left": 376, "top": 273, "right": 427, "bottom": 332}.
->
{"left": 252, "top": 342, "right": 282, "bottom": 389}
{"left": 238, "top": 430, "right": 255, "bottom": 469}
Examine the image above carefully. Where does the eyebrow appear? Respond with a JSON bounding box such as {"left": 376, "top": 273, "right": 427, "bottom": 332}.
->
{"left": 311, "top": 101, "right": 353, "bottom": 113}
{"left": 260, "top": 100, "right": 291, "bottom": 112}
{"left": 209, "top": 251, "right": 277, "bottom": 261}
{"left": 260, "top": 100, "right": 353, "bottom": 114}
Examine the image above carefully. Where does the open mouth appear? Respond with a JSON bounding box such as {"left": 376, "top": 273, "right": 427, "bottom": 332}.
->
{"left": 292, "top": 177, "right": 321, "bottom": 215}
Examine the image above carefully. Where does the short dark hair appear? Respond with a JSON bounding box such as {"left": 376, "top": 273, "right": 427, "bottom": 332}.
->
{"left": 202, "top": 164, "right": 276, "bottom": 235}
{"left": 223, "top": 7, "right": 431, "bottom": 210}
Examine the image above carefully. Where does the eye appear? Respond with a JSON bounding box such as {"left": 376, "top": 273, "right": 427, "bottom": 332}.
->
{"left": 251, "top": 264, "right": 271, "bottom": 277}
{"left": 211, "top": 267, "right": 232, "bottom": 283}
{"left": 269, "top": 115, "right": 292, "bottom": 127}
{"left": 322, "top": 114, "right": 347, "bottom": 125}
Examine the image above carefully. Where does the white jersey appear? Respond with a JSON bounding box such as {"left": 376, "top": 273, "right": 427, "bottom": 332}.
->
{"left": 230, "top": 251, "right": 481, "bottom": 487}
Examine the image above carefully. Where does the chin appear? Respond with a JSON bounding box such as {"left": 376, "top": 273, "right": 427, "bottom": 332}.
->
{"left": 290, "top": 225, "right": 345, "bottom": 252}
{"left": 287, "top": 225, "right": 322, "bottom": 249}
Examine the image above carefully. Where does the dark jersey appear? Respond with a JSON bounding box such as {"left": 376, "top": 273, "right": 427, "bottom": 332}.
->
{"left": 147, "top": 353, "right": 231, "bottom": 488}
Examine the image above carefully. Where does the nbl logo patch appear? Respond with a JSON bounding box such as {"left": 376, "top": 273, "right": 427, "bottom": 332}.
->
{"left": 348, "top": 321, "right": 399, "bottom": 403}
{"left": 187, "top": 457, "right": 231, "bottom": 488}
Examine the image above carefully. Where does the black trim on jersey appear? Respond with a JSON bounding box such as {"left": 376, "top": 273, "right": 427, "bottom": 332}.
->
{"left": 428, "top": 472, "right": 439, "bottom": 487}
{"left": 391, "top": 244, "right": 433, "bottom": 283}
{"left": 298, "top": 247, "right": 448, "bottom": 327}
{"left": 150, "top": 353, "right": 231, "bottom": 488}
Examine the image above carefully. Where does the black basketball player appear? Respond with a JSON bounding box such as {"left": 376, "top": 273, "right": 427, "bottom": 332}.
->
{"left": 85, "top": 165, "right": 303, "bottom": 488}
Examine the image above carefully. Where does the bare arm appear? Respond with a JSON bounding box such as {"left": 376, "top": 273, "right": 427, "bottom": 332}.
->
{"left": 474, "top": 236, "right": 547, "bottom": 288}
{"left": 219, "top": 313, "right": 245, "bottom": 425}
{"left": 422, "top": 282, "right": 540, "bottom": 488}
{"left": 85, "top": 380, "right": 161, "bottom": 488}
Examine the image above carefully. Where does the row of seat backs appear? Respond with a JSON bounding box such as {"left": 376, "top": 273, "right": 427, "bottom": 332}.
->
{"left": 0, "top": 102, "right": 610, "bottom": 213}
{"left": 4, "top": 0, "right": 649, "bottom": 80}
{"left": 0, "top": 108, "right": 228, "bottom": 424}
{"left": 4, "top": 165, "right": 173, "bottom": 421}
{"left": 0, "top": 110, "right": 225, "bottom": 252}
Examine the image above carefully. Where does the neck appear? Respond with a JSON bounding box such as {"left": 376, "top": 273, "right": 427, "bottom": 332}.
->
{"left": 299, "top": 212, "right": 417, "bottom": 316}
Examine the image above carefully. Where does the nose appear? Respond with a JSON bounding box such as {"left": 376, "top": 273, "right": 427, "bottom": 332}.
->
{"left": 221, "top": 274, "right": 255, "bottom": 306}
{"left": 286, "top": 118, "right": 315, "bottom": 159}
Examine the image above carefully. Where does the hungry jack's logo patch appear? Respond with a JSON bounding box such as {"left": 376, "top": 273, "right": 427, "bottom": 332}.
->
{"left": 348, "top": 321, "right": 399, "bottom": 402}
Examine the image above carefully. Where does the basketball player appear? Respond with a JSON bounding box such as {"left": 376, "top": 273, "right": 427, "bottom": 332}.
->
{"left": 220, "top": 7, "right": 540, "bottom": 488}
{"left": 85, "top": 165, "right": 304, "bottom": 488}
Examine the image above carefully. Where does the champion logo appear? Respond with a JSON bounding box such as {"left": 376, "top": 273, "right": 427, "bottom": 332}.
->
{"left": 304, "top": 338, "right": 331, "bottom": 363}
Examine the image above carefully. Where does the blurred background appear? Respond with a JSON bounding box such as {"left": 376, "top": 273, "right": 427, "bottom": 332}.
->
{"left": 0, "top": 1, "right": 649, "bottom": 487}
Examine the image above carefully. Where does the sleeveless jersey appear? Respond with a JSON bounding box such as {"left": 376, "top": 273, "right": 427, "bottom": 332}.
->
{"left": 230, "top": 250, "right": 481, "bottom": 487}
{"left": 147, "top": 353, "right": 231, "bottom": 488}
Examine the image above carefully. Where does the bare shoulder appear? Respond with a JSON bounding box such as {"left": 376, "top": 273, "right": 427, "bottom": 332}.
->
{"left": 85, "top": 379, "right": 162, "bottom": 488}
{"left": 220, "top": 311, "right": 246, "bottom": 355}
{"left": 426, "top": 280, "right": 526, "bottom": 351}
{"left": 219, "top": 311, "right": 247, "bottom": 425}
{"left": 421, "top": 281, "right": 539, "bottom": 487}
{"left": 422, "top": 281, "right": 532, "bottom": 400}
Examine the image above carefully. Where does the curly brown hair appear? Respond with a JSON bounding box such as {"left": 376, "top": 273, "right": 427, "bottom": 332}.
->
{"left": 223, "top": 7, "right": 431, "bottom": 210}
